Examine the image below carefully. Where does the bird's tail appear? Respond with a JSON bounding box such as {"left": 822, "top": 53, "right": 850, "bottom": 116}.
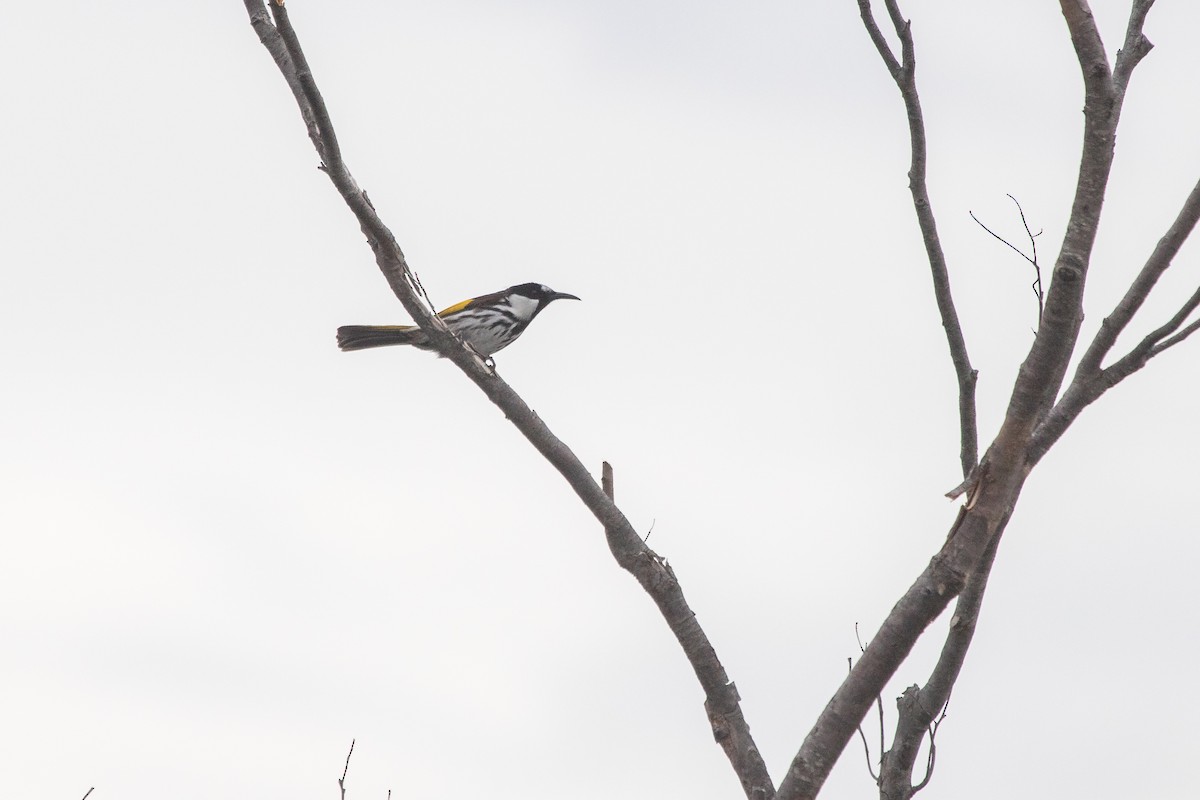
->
{"left": 336, "top": 325, "right": 432, "bottom": 352}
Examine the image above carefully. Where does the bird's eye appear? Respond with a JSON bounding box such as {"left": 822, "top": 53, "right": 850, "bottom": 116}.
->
{"left": 540, "top": 284, "right": 550, "bottom": 293}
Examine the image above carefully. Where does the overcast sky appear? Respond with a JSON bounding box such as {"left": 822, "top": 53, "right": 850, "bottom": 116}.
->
{"left": 4, "top": 2, "right": 1200, "bottom": 799}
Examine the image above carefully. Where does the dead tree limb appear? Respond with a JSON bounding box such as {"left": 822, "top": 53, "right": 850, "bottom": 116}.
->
{"left": 776, "top": 3, "right": 1164, "bottom": 799}
{"left": 855, "top": 0, "right": 978, "bottom": 478}
{"left": 1028, "top": 173, "right": 1200, "bottom": 465}
{"left": 241, "top": 2, "right": 773, "bottom": 797}
{"left": 877, "top": 519, "right": 1004, "bottom": 800}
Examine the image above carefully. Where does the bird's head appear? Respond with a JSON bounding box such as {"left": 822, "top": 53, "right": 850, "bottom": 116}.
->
{"left": 509, "top": 283, "right": 581, "bottom": 306}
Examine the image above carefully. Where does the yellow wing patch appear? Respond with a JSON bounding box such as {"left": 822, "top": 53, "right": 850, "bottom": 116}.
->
{"left": 438, "top": 297, "right": 477, "bottom": 316}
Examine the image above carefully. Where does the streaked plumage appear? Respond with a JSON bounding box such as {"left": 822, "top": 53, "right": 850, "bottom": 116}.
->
{"left": 337, "top": 283, "right": 580, "bottom": 357}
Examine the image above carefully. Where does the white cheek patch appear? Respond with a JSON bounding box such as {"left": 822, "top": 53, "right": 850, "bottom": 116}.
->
{"left": 508, "top": 294, "right": 540, "bottom": 319}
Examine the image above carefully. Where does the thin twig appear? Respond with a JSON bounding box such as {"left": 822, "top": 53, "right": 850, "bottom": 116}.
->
{"left": 876, "top": 687, "right": 886, "bottom": 784}
{"left": 339, "top": 739, "right": 355, "bottom": 800}
{"left": 855, "top": 724, "right": 878, "bottom": 782}
{"left": 851, "top": 625, "right": 886, "bottom": 785}
{"left": 1009, "top": 195, "right": 1045, "bottom": 324}
{"left": 969, "top": 195, "right": 1045, "bottom": 326}
{"left": 850, "top": 657, "right": 880, "bottom": 783}
{"left": 969, "top": 211, "right": 1039, "bottom": 269}
{"left": 81, "top": 789, "right": 94, "bottom": 800}
{"left": 911, "top": 695, "right": 950, "bottom": 794}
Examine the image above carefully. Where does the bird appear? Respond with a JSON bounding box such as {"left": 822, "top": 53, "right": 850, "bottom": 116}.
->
{"left": 337, "top": 282, "right": 580, "bottom": 358}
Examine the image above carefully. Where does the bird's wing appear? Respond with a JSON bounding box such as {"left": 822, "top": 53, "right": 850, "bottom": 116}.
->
{"left": 438, "top": 297, "right": 476, "bottom": 316}
{"left": 438, "top": 288, "right": 507, "bottom": 317}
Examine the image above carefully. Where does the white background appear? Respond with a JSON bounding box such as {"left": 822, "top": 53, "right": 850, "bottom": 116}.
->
{"left": 3, "top": 2, "right": 1199, "bottom": 798}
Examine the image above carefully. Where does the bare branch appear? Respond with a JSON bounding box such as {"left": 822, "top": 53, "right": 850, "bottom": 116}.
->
{"left": 855, "top": 724, "right": 878, "bottom": 783}
{"left": 998, "top": 2, "right": 1113, "bottom": 435}
{"left": 969, "top": 196, "right": 1045, "bottom": 326}
{"left": 876, "top": 685, "right": 885, "bottom": 783}
{"left": 1058, "top": 0, "right": 1112, "bottom": 83}
{"left": 243, "top": 5, "right": 773, "bottom": 797}
{"left": 81, "top": 789, "right": 94, "bottom": 800}
{"left": 1077, "top": 175, "right": 1200, "bottom": 376}
{"left": 779, "top": 4, "right": 1164, "bottom": 796}
{"left": 999, "top": 0, "right": 1156, "bottom": 441}
{"left": 776, "top": 480, "right": 1021, "bottom": 800}
{"left": 857, "top": 0, "right": 978, "bottom": 478}
{"left": 969, "top": 211, "right": 1038, "bottom": 270}
{"left": 1009, "top": 195, "right": 1046, "bottom": 324}
{"left": 1028, "top": 175, "right": 1200, "bottom": 466}
{"left": 855, "top": 0, "right": 901, "bottom": 78}
{"left": 339, "top": 739, "right": 354, "bottom": 800}
{"left": 867, "top": 14, "right": 1163, "bottom": 795}
{"left": 852, "top": 623, "right": 887, "bottom": 783}
{"left": 878, "top": 519, "right": 1004, "bottom": 800}
{"left": 1113, "top": 0, "right": 1156, "bottom": 96}
{"left": 849, "top": 657, "right": 881, "bottom": 784}
{"left": 242, "top": 1, "right": 322, "bottom": 160}
{"left": 1152, "top": 313, "right": 1200, "bottom": 354}
{"left": 909, "top": 697, "right": 947, "bottom": 795}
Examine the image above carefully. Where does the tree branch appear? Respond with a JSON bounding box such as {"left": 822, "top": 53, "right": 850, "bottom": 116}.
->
{"left": 856, "top": 0, "right": 978, "bottom": 478}
{"left": 910, "top": 697, "right": 948, "bottom": 795}
{"left": 338, "top": 739, "right": 354, "bottom": 800}
{"left": 848, "top": 655, "right": 881, "bottom": 784}
{"left": 969, "top": 195, "right": 1045, "bottom": 327}
{"left": 1028, "top": 174, "right": 1200, "bottom": 465}
{"left": 242, "top": 3, "right": 773, "bottom": 797}
{"left": 1112, "top": 0, "right": 1156, "bottom": 97}
{"left": 877, "top": 514, "right": 1006, "bottom": 800}
{"left": 999, "top": 0, "right": 1153, "bottom": 440}
{"left": 775, "top": 456, "right": 1023, "bottom": 800}
{"left": 774, "top": 4, "right": 1163, "bottom": 799}
{"left": 1076, "top": 175, "right": 1198, "bottom": 377}
{"left": 998, "top": 0, "right": 1113, "bottom": 435}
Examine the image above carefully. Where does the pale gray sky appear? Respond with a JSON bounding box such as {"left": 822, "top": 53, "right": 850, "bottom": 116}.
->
{"left": 3, "top": 2, "right": 1199, "bottom": 799}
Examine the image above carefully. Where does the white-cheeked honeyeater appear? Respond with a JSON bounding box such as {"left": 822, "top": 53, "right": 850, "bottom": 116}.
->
{"left": 337, "top": 283, "right": 580, "bottom": 357}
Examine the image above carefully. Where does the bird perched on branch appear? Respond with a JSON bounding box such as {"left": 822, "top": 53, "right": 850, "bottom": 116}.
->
{"left": 337, "top": 282, "right": 580, "bottom": 358}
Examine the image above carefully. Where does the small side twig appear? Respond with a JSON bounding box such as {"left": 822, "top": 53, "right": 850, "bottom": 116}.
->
{"left": 849, "top": 657, "right": 880, "bottom": 784}
{"left": 1009, "top": 194, "right": 1045, "bottom": 324}
{"left": 851, "top": 623, "right": 886, "bottom": 785}
{"left": 911, "top": 695, "right": 950, "bottom": 794}
{"left": 969, "top": 195, "right": 1044, "bottom": 326}
{"left": 339, "top": 739, "right": 355, "bottom": 800}
{"left": 81, "top": 789, "right": 95, "bottom": 800}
